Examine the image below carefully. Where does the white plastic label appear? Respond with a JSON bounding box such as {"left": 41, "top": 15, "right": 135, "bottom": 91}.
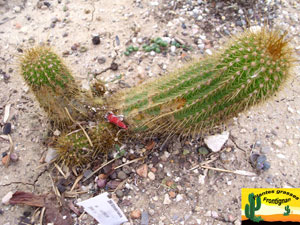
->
{"left": 77, "top": 192, "right": 128, "bottom": 225}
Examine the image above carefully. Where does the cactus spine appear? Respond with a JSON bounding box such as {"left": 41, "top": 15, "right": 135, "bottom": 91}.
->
{"left": 283, "top": 205, "right": 291, "bottom": 216}
{"left": 110, "top": 27, "right": 294, "bottom": 137}
{"left": 245, "top": 193, "right": 263, "bottom": 222}
{"left": 20, "top": 46, "right": 92, "bottom": 127}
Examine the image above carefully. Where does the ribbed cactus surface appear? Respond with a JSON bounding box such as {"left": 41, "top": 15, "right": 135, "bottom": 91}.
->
{"left": 20, "top": 46, "right": 91, "bottom": 127}
{"left": 110, "top": 27, "right": 293, "bottom": 136}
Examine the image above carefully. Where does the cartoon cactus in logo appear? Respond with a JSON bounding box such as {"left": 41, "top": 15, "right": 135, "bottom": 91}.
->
{"left": 109, "top": 27, "right": 294, "bottom": 137}
{"left": 283, "top": 205, "right": 291, "bottom": 216}
{"left": 245, "top": 193, "right": 263, "bottom": 222}
{"left": 20, "top": 46, "right": 93, "bottom": 128}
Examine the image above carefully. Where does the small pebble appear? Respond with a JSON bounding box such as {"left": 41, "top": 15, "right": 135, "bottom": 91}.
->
{"left": 3, "top": 123, "right": 11, "bottom": 135}
{"left": 148, "top": 172, "right": 155, "bottom": 180}
{"left": 141, "top": 211, "right": 149, "bottom": 225}
{"left": 1, "top": 155, "right": 9, "bottom": 165}
{"left": 170, "top": 45, "right": 176, "bottom": 53}
{"left": 10, "top": 153, "right": 18, "bottom": 162}
{"left": 131, "top": 209, "right": 141, "bottom": 219}
{"left": 117, "top": 171, "right": 128, "bottom": 180}
{"left": 136, "top": 164, "right": 148, "bottom": 178}
{"left": 163, "top": 194, "right": 172, "bottom": 205}
{"left": 273, "top": 140, "right": 283, "bottom": 148}
{"left": 2, "top": 191, "right": 13, "bottom": 205}
{"left": 97, "top": 57, "right": 106, "bottom": 64}
{"left": 79, "top": 46, "right": 88, "bottom": 53}
{"left": 169, "top": 191, "right": 176, "bottom": 198}
{"left": 92, "top": 36, "right": 101, "bottom": 45}
{"left": 115, "top": 189, "right": 124, "bottom": 198}
{"left": 110, "top": 62, "right": 118, "bottom": 71}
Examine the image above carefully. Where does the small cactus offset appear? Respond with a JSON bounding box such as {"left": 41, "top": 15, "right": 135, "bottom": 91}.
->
{"left": 283, "top": 205, "right": 291, "bottom": 216}
{"left": 245, "top": 193, "right": 263, "bottom": 222}
{"left": 110, "top": 27, "right": 294, "bottom": 137}
{"left": 54, "top": 121, "right": 120, "bottom": 166}
{"left": 20, "top": 46, "right": 92, "bottom": 127}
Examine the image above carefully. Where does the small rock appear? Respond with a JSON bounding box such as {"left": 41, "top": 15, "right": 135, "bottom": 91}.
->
{"left": 175, "top": 194, "right": 183, "bottom": 202}
{"left": 97, "top": 57, "right": 106, "bottom": 64}
{"left": 273, "top": 140, "right": 283, "bottom": 148}
{"left": 131, "top": 209, "right": 141, "bottom": 219}
{"left": 204, "top": 131, "right": 229, "bottom": 152}
{"left": 53, "top": 129, "right": 61, "bottom": 136}
{"left": 97, "top": 178, "right": 107, "bottom": 188}
{"left": 83, "top": 170, "right": 92, "bottom": 178}
{"left": 205, "top": 49, "right": 212, "bottom": 55}
{"left": 92, "top": 36, "right": 101, "bottom": 45}
{"left": 204, "top": 210, "right": 211, "bottom": 217}
{"left": 3, "top": 123, "right": 11, "bottom": 135}
{"left": 110, "top": 62, "right": 118, "bottom": 71}
{"left": 260, "top": 146, "right": 270, "bottom": 154}
{"left": 198, "top": 146, "right": 209, "bottom": 155}
{"left": 170, "top": 45, "right": 176, "bottom": 53}
{"left": 136, "top": 164, "right": 148, "bottom": 178}
{"left": 148, "top": 172, "right": 155, "bottom": 180}
{"left": 276, "top": 154, "right": 285, "bottom": 159}
{"left": 13, "top": 6, "right": 21, "bottom": 13}
{"left": 79, "top": 46, "right": 88, "bottom": 53}
{"left": 287, "top": 106, "right": 294, "bottom": 113}
{"left": 163, "top": 194, "right": 172, "bottom": 205}
{"left": 117, "top": 171, "right": 127, "bottom": 180}
{"left": 1, "top": 155, "right": 9, "bottom": 165}
{"left": 2, "top": 191, "right": 13, "bottom": 205}
{"left": 169, "top": 191, "right": 176, "bottom": 198}
{"left": 141, "top": 211, "right": 149, "bottom": 225}
{"left": 45, "top": 148, "right": 58, "bottom": 163}
{"left": 106, "top": 180, "right": 120, "bottom": 189}
{"left": 10, "top": 153, "right": 18, "bottom": 162}
{"left": 115, "top": 189, "right": 123, "bottom": 198}
{"left": 211, "top": 211, "right": 218, "bottom": 218}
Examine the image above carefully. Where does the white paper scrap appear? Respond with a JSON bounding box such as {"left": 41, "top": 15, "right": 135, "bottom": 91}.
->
{"left": 77, "top": 192, "right": 128, "bottom": 225}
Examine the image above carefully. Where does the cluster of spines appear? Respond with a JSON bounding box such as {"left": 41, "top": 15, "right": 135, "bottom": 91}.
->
{"left": 55, "top": 122, "right": 120, "bottom": 166}
{"left": 110, "top": 27, "right": 293, "bottom": 137}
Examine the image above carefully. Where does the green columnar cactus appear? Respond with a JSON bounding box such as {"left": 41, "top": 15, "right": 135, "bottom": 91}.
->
{"left": 110, "top": 27, "right": 294, "bottom": 137}
{"left": 283, "top": 205, "right": 291, "bottom": 216}
{"left": 20, "top": 46, "right": 92, "bottom": 127}
{"left": 245, "top": 193, "right": 263, "bottom": 222}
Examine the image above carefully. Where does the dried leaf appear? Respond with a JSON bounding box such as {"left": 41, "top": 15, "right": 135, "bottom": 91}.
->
{"left": 9, "top": 191, "right": 46, "bottom": 207}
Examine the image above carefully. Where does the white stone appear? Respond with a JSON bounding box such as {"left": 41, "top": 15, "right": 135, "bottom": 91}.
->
{"left": 53, "top": 129, "right": 61, "bottom": 136}
{"left": 45, "top": 148, "right": 58, "bottom": 163}
{"left": 198, "top": 175, "right": 206, "bottom": 184}
{"left": 277, "top": 154, "right": 286, "bottom": 159}
{"left": 2, "top": 191, "right": 13, "bottom": 205}
{"left": 204, "top": 211, "right": 211, "bottom": 217}
{"left": 204, "top": 131, "right": 229, "bottom": 152}
{"left": 287, "top": 106, "right": 294, "bottom": 113}
{"left": 212, "top": 211, "right": 218, "bottom": 218}
{"left": 205, "top": 49, "right": 212, "bottom": 55}
{"left": 13, "top": 6, "right": 21, "bottom": 13}
{"left": 163, "top": 194, "right": 172, "bottom": 205}
{"left": 148, "top": 172, "right": 155, "bottom": 180}
{"left": 273, "top": 140, "right": 284, "bottom": 148}
{"left": 176, "top": 194, "right": 183, "bottom": 202}
{"left": 170, "top": 45, "right": 176, "bottom": 53}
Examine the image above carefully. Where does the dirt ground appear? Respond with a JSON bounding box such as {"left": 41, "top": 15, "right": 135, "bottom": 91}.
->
{"left": 0, "top": 0, "right": 299, "bottom": 224}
